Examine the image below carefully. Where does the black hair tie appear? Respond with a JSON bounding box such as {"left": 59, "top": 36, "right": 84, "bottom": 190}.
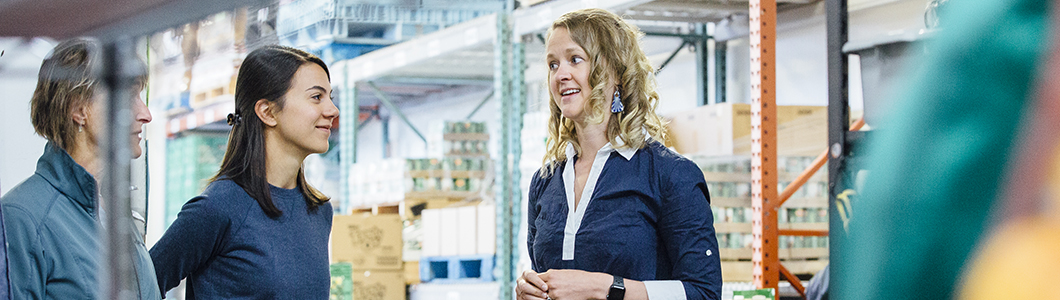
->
{"left": 226, "top": 113, "right": 242, "bottom": 126}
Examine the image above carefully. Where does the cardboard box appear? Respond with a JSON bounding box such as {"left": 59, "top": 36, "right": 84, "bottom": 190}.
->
{"left": 350, "top": 269, "right": 405, "bottom": 300}
{"left": 439, "top": 208, "right": 459, "bottom": 256}
{"left": 666, "top": 103, "right": 827, "bottom": 157}
{"left": 404, "top": 261, "right": 421, "bottom": 285}
{"left": 457, "top": 206, "right": 478, "bottom": 255}
{"left": 421, "top": 209, "right": 441, "bottom": 257}
{"left": 332, "top": 214, "right": 403, "bottom": 270}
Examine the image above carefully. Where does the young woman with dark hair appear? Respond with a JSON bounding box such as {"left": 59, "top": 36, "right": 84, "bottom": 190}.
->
{"left": 149, "top": 45, "right": 338, "bottom": 298}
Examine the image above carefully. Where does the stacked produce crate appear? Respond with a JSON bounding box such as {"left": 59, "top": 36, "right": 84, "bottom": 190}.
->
{"left": 347, "top": 121, "right": 492, "bottom": 212}
{"left": 346, "top": 157, "right": 491, "bottom": 213}
{"left": 403, "top": 121, "right": 493, "bottom": 287}
{"left": 692, "top": 155, "right": 829, "bottom": 282}
{"left": 436, "top": 121, "right": 489, "bottom": 157}
{"left": 665, "top": 102, "right": 830, "bottom": 283}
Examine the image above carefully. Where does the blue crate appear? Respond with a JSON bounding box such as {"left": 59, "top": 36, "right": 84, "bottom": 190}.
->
{"left": 420, "top": 255, "right": 495, "bottom": 283}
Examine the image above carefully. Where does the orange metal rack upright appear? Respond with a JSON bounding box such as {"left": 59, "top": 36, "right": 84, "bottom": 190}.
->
{"left": 749, "top": 0, "right": 862, "bottom": 297}
{"left": 748, "top": 0, "right": 780, "bottom": 292}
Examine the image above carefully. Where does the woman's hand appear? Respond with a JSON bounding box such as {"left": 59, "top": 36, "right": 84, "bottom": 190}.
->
{"left": 538, "top": 269, "right": 612, "bottom": 300}
{"left": 517, "top": 270, "right": 550, "bottom": 300}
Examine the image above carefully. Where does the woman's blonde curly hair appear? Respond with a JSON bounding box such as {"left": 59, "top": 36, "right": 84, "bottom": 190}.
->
{"left": 540, "top": 8, "right": 668, "bottom": 177}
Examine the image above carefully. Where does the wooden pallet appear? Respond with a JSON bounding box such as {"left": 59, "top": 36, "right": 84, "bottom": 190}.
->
{"left": 721, "top": 259, "right": 828, "bottom": 282}
{"left": 350, "top": 196, "right": 483, "bottom": 219}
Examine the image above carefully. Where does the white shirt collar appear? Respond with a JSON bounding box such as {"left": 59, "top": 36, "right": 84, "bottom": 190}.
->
{"left": 563, "top": 133, "right": 643, "bottom": 162}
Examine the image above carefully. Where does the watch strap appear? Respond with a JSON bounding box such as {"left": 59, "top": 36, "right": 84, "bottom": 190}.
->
{"left": 607, "top": 275, "right": 625, "bottom": 300}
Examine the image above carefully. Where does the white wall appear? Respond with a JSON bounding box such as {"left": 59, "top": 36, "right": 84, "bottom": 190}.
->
{"left": 0, "top": 38, "right": 51, "bottom": 196}
{"left": 723, "top": 0, "right": 929, "bottom": 106}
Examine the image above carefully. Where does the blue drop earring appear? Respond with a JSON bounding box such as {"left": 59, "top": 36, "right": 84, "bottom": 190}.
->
{"left": 611, "top": 89, "right": 624, "bottom": 113}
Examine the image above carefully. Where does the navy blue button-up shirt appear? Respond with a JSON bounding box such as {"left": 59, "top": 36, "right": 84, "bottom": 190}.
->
{"left": 528, "top": 141, "right": 721, "bottom": 300}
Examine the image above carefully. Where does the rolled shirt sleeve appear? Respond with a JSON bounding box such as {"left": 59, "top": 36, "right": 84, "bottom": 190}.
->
{"left": 658, "top": 160, "right": 722, "bottom": 300}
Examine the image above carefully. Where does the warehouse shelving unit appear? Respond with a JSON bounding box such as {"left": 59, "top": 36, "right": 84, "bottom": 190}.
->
{"left": 751, "top": 0, "right": 876, "bottom": 297}
{"left": 1, "top": 0, "right": 864, "bottom": 298}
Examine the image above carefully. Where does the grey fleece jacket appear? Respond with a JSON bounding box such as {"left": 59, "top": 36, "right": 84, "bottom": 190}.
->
{"left": 1, "top": 142, "right": 160, "bottom": 299}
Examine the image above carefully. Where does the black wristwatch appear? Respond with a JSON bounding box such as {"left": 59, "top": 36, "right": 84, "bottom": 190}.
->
{"left": 607, "top": 275, "right": 625, "bottom": 300}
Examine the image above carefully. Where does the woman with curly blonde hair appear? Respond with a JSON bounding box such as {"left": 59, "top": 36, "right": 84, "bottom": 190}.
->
{"left": 519, "top": 8, "right": 721, "bottom": 300}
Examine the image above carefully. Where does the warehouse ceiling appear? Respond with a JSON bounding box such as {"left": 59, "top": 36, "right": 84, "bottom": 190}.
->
{"left": 0, "top": 0, "right": 819, "bottom": 109}
{"left": 354, "top": 0, "right": 829, "bottom": 107}
{"left": 0, "top": 0, "right": 269, "bottom": 39}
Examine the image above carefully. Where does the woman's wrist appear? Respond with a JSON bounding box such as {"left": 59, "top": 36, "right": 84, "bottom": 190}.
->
{"left": 599, "top": 273, "right": 616, "bottom": 300}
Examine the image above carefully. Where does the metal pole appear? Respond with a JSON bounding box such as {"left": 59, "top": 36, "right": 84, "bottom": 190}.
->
{"left": 100, "top": 37, "right": 139, "bottom": 300}
{"left": 655, "top": 40, "right": 689, "bottom": 75}
{"left": 357, "top": 110, "right": 377, "bottom": 131}
{"left": 382, "top": 116, "right": 390, "bottom": 159}
{"left": 826, "top": 0, "right": 850, "bottom": 296}
{"left": 340, "top": 63, "right": 357, "bottom": 214}
{"left": 510, "top": 40, "right": 526, "bottom": 299}
{"left": 493, "top": 11, "right": 515, "bottom": 300}
{"left": 465, "top": 89, "right": 496, "bottom": 120}
{"left": 715, "top": 39, "right": 727, "bottom": 104}
{"left": 366, "top": 81, "right": 428, "bottom": 144}
{"left": 695, "top": 24, "right": 710, "bottom": 106}
{"left": 749, "top": 0, "right": 779, "bottom": 291}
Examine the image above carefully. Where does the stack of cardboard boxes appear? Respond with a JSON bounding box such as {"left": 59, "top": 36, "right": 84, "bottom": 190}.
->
{"left": 335, "top": 121, "right": 496, "bottom": 298}
{"left": 331, "top": 213, "right": 406, "bottom": 300}
{"left": 666, "top": 103, "right": 828, "bottom": 157}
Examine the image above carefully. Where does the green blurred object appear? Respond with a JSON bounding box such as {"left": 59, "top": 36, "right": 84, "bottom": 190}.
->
{"left": 164, "top": 132, "right": 228, "bottom": 227}
{"left": 330, "top": 263, "right": 353, "bottom": 300}
{"left": 732, "top": 288, "right": 774, "bottom": 300}
{"left": 837, "top": 0, "right": 1051, "bottom": 299}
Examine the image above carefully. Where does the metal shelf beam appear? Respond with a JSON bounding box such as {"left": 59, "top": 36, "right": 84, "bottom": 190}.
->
{"left": 340, "top": 63, "right": 359, "bottom": 213}
{"left": 493, "top": 11, "right": 517, "bottom": 300}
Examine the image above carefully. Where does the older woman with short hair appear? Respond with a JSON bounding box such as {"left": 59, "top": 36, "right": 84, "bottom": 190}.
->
{"left": 1, "top": 37, "right": 159, "bottom": 299}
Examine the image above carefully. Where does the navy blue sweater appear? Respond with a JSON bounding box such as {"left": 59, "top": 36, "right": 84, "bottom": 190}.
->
{"left": 150, "top": 179, "right": 332, "bottom": 299}
{"left": 527, "top": 141, "right": 722, "bottom": 300}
